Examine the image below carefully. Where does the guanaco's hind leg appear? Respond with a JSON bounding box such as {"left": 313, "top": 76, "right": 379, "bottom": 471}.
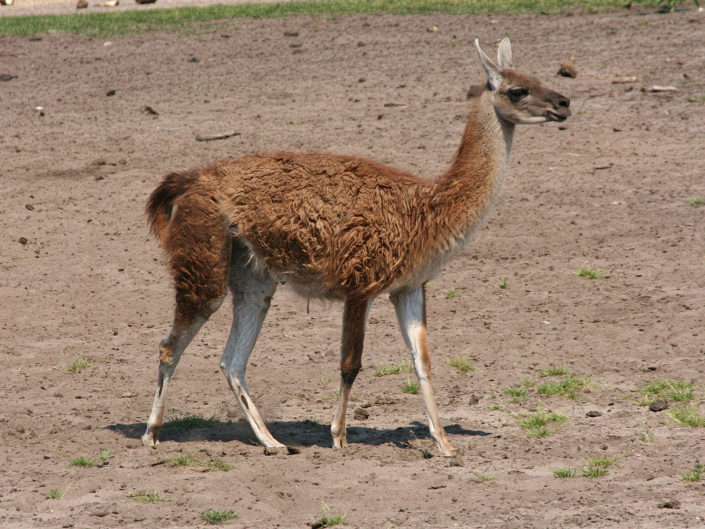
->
{"left": 390, "top": 285, "right": 457, "bottom": 457}
{"left": 142, "top": 191, "right": 231, "bottom": 447}
{"left": 331, "top": 298, "right": 373, "bottom": 448}
{"left": 219, "top": 241, "right": 283, "bottom": 449}
{"left": 141, "top": 313, "right": 216, "bottom": 446}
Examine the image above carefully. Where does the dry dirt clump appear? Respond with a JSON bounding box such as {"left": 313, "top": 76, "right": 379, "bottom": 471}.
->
{"left": 2, "top": 8, "right": 705, "bottom": 529}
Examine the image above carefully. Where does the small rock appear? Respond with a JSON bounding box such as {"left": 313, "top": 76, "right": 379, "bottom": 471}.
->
{"left": 649, "top": 399, "right": 669, "bottom": 412}
{"left": 427, "top": 25, "right": 438, "bottom": 32}
{"left": 586, "top": 410, "right": 602, "bottom": 417}
{"left": 18, "top": 237, "right": 28, "bottom": 245}
{"left": 135, "top": 0, "right": 157, "bottom": 4}
{"left": 283, "top": 31, "right": 299, "bottom": 37}
{"left": 657, "top": 500, "right": 680, "bottom": 509}
{"left": 106, "top": 89, "right": 116, "bottom": 96}
{"left": 353, "top": 407, "right": 369, "bottom": 421}
{"left": 558, "top": 57, "right": 577, "bottom": 78}
{"left": 647, "top": 85, "right": 678, "bottom": 93}
{"left": 25, "top": 203, "right": 34, "bottom": 211}
{"left": 104, "top": 0, "right": 118, "bottom": 6}
{"left": 612, "top": 76, "right": 639, "bottom": 84}
{"left": 76, "top": 0, "right": 88, "bottom": 7}
{"left": 0, "top": 73, "right": 15, "bottom": 81}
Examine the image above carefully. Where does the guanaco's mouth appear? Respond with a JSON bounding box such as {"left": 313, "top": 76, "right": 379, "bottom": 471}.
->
{"left": 544, "top": 109, "right": 571, "bottom": 122}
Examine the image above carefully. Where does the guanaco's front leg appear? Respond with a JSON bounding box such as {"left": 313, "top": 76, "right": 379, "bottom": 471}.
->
{"left": 390, "top": 285, "right": 457, "bottom": 457}
{"left": 331, "top": 298, "right": 373, "bottom": 448}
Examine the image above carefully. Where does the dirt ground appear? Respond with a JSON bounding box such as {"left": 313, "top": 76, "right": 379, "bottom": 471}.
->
{"left": 2, "top": 6, "right": 705, "bottom": 529}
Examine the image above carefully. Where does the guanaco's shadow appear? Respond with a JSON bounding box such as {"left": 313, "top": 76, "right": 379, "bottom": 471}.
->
{"left": 108, "top": 419, "right": 489, "bottom": 450}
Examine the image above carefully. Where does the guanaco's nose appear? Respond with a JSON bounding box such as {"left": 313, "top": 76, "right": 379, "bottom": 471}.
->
{"left": 550, "top": 92, "right": 571, "bottom": 117}
{"left": 552, "top": 92, "right": 570, "bottom": 109}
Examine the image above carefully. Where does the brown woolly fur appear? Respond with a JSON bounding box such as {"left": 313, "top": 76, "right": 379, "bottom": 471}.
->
{"left": 146, "top": 169, "right": 199, "bottom": 243}
{"left": 147, "top": 168, "right": 231, "bottom": 323}
{"left": 142, "top": 38, "right": 571, "bottom": 455}
{"left": 216, "top": 152, "right": 434, "bottom": 300}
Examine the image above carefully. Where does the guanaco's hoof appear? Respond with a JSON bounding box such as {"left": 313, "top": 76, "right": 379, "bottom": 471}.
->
{"left": 141, "top": 434, "right": 158, "bottom": 448}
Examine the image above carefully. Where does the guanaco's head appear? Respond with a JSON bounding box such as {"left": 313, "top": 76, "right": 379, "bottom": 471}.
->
{"left": 475, "top": 37, "right": 571, "bottom": 125}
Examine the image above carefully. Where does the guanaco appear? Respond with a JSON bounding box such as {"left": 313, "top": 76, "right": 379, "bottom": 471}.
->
{"left": 141, "top": 38, "right": 571, "bottom": 456}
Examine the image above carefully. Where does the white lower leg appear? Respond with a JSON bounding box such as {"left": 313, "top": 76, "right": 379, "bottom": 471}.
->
{"left": 142, "top": 318, "right": 206, "bottom": 447}
{"left": 141, "top": 364, "right": 173, "bottom": 446}
{"left": 225, "top": 373, "right": 285, "bottom": 448}
{"left": 392, "top": 287, "right": 457, "bottom": 457}
{"left": 415, "top": 371, "right": 457, "bottom": 457}
{"left": 331, "top": 381, "right": 352, "bottom": 448}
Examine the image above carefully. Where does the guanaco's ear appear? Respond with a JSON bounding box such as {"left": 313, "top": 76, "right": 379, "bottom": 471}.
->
{"left": 474, "top": 38, "right": 503, "bottom": 90}
{"left": 497, "top": 37, "right": 513, "bottom": 70}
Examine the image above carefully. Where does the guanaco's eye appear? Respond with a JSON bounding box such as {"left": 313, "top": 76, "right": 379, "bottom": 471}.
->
{"left": 507, "top": 88, "right": 529, "bottom": 102}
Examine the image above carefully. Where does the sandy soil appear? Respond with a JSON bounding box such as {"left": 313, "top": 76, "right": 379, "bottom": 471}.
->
{"left": 2, "top": 6, "right": 705, "bottom": 529}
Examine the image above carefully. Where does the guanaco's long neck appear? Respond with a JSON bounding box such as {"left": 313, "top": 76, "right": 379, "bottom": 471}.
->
{"left": 425, "top": 90, "right": 515, "bottom": 256}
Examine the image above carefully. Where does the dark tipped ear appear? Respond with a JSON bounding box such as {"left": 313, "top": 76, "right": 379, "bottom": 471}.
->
{"left": 474, "top": 38, "right": 503, "bottom": 90}
{"left": 497, "top": 37, "right": 513, "bottom": 70}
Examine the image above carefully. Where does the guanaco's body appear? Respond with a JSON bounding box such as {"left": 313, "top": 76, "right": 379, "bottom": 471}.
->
{"left": 142, "top": 38, "right": 570, "bottom": 456}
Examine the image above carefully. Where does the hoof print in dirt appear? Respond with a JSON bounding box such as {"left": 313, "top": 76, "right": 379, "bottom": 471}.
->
{"left": 585, "top": 410, "right": 602, "bottom": 417}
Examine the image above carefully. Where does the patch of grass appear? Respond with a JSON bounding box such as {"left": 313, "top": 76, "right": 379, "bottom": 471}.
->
{"left": 667, "top": 405, "right": 705, "bottom": 428}
{"left": 201, "top": 509, "right": 238, "bottom": 525}
{"left": 373, "top": 362, "right": 413, "bottom": 377}
{"left": 575, "top": 267, "right": 604, "bottom": 279}
{"left": 471, "top": 472, "right": 494, "bottom": 483}
{"left": 520, "top": 408, "right": 566, "bottom": 437}
{"left": 70, "top": 455, "right": 95, "bottom": 468}
{"left": 499, "top": 277, "right": 508, "bottom": 289}
{"left": 99, "top": 449, "right": 112, "bottom": 466}
{"left": 402, "top": 377, "right": 420, "bottom": 395}
{"left": 310, "top": 502, "right": 347, "bottom": 529}
{"left": 66, "top": 358, "right": 95, "bottom": 373}
{"left": 165, "top": 452, "right": 231, "bottom": 471}
{"left": 683, "top": 462, "right": 705, "bottom": 482}
{"left": 582, "top": 455, "right": 615, "bottom": 478}
{"left": 553, "top": 467, "right": 577, "bottom": 478}
{"left": 639, "top": 379, "right": 694, "bottom": 406}
{"left": 206, "top": 457, "right": 231, "bottom": 472}
{"left": 541, "top": 364, "right": 569, "bottom": 377}
{"left": 0, "top": 1, "right": 672, "bottom": 38}
{"left": 537, "top": 375, "right": 590, "bottom": 399}
{"left": 47, "top": 488, "right": 63, "bottom": 500}
{"left": 167, "top": 453, "right": 195, "bottom": 467}
{"left": 503, "top": 385, "right": 527, "bottom": 401}
{"left": 419, "top": 448, "right": 433, "bottom": 459}
{"left": 131, "top": 489, "right": 170, "bottom": 503}
{"left": 162, "top": 413, "right": 218, "bottom": 432}
{"left": 443, "top": 289, "right": 459, "bottom": 299}
{"left": 447, "top": 356, "right": 474, "bottom": 373}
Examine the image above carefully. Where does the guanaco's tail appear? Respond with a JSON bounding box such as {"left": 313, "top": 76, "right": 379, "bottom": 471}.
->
{"left": 146, "top": 169, "right": 200, "bottom": 244}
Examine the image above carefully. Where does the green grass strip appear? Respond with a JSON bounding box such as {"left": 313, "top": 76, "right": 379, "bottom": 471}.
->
{"left": 0, "top": 0, "right": 666, "bottom": 38}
